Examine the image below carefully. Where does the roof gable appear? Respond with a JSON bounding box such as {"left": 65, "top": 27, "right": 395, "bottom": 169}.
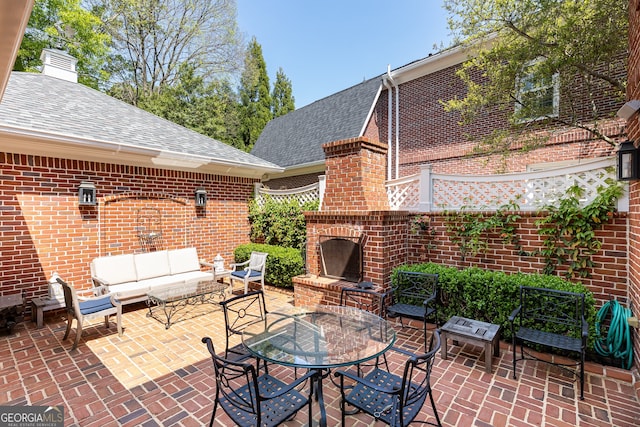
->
{"left": 251, "top": 76, "right": 382, "bottom": 168}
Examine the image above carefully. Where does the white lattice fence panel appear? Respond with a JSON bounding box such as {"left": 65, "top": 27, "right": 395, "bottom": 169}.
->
{"left": 387, "top": 179, "right": 420, "bottom": 210}
{"left": 255, "top": 183, "right": 320, "bottom": 207}
{"left": 432, "top": 179, "right": 527, "bottom": 210}
{"left": 430, "top": 160, "right": 616, "bottom": 210}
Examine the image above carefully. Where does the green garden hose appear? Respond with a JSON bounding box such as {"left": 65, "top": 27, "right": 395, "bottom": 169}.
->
{"left": 594, "top": 299, "right": 633, "bottom": 370}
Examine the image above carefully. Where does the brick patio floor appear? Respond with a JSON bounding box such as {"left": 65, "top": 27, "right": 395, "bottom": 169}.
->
{"left": 1, "top": 287, "right": 638, "bottom": 427}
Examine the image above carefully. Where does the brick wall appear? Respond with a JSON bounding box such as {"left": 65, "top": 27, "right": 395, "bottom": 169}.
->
{"left": 0, "top": 151, "right": 256, "bottom": 306}
{"left": 264, "top": 172, "right": 324, "bottom": 189}
{"left": 407, "top": 213, "right": 628, "bottom": 307}
{"left": 321, "top": 137, "right": 389, "bottom": 211}
{"left": 625, "top": 0, "right": 640, "bottom": 380}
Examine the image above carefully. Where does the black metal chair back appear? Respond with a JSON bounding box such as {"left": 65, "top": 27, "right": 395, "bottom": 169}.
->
{"left": 201, "top": 337, "right": 314, "bottom": 427}
{"left": 334, "top": 330, "right": 442, "bottom": 427}
{"left": 219, "top": 290, "right": 268, "bottom": 360}
{"left": 340, "top": 287, "right": 385, "bottom": 316}
{"left": 387, "top": 271, "right": 439, "bottom": 351}
{"left": 397, "top": 331, "right": 441, "bottom": 426}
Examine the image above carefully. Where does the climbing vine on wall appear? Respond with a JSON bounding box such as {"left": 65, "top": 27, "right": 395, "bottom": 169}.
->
{"left": 442, "top": 180, "right": 624, "bottom": 279}
{"left": 443, "top": 199, "right": 523, "bottom": 260}
{"left": 535, "top": 180, "right": 623, "bottom": 278}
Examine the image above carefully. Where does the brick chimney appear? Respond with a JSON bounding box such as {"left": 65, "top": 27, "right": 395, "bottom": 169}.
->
{"left": 40, "top": 48, "right": 77, "bottom": 83}
{"left": 321, "top": 137, "right": 389, "bottom": 211}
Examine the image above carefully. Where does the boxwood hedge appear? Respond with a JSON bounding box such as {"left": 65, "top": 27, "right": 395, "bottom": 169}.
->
{"left": 391, "top": 263, "right": 597, "bottom": 347}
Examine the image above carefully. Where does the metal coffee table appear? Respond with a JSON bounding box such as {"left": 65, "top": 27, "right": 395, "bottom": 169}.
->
{"left": 440, "top": 315, "right": 502, "bottom": 373}
{"left": 147, "top": 280, "right": 227, "bottom": 329}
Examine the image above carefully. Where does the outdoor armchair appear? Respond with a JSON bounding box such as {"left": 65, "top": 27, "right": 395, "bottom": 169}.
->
{"left": 333, "top": 330, "right": 442, "bottom": 427}
{"left": 386, "top": 271, "right": 439, "bottom": 351}
{"left": 57, "top": 278, "right": 122, "bottom": 350}
{"left": 509, "top": 286, "right": 588, "bottom": 399}
{"left": 230, "top": 251, "right": 268, "bottom": 294}
{"left": 219, "top": 290, "right": 269, "bottom": 372}
{"left": 201, "top": 336, "right": 315, "bottom": 427}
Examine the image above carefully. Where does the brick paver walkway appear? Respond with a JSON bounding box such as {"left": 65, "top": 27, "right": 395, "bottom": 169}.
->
{"left": 1, "top": 287, "right": 638, "bottom": 426}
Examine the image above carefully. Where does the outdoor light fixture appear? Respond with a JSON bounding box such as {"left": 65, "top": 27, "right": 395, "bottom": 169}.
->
{"left": 78, "top": 181, "right": 97, "bottom": 206}
{"left": 616, "top": 100, "right": 640, "bottom": 120}
{"left": 617, "top": 140, "right": 640, "bottom": 181}
{"left": 195, "top": 187, "right": 207, "bottom": 207}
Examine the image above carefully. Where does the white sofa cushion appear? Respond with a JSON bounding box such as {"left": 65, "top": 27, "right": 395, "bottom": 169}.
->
{"left": 168, "top": 247, "right": 201, "bottom": 274}
{"left": 91, "top": 254, "right": 137, "bottom": 285}
{"left": 135, "top": 250, "right": 170, "bottom": 280}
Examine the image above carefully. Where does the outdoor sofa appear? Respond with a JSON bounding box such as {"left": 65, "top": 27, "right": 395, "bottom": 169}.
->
{"left": 90, "top": 248, "right": 215, "bottom": 304}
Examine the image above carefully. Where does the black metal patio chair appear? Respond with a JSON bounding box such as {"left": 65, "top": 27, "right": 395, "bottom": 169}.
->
{"left": 509, "top": 286, "right": 588, "bottom": 399}
{"left": 220, "top": 290, "right": 269, "bottom": 370}
{"left": 386, "top": 271, "right": 439, "bottom": 351}
{"left": 333, "top": 330, "right": 442, "bottom": 427}
{"left": 202, "top": 337, "right": 316, "bottom": 427}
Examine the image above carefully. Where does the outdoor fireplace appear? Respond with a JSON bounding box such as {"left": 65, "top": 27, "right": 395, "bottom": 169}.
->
{"left": 319, "top": 235, "right": 364, "bottom": 282}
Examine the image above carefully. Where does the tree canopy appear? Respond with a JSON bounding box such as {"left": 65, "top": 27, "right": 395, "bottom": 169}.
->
{"left": 15, "top": 0, "right": 111, "bottom": 89}
{"left": 238, "top": 37, "right": 273, "bottom": 151}
{"left": 443, "top": 0, "right": 628, "bottom": 149}
{"left": 272, "top": 67, "right": 295, "bottom": 118}
{"left": 93, "top": 0, "right": 243, "bottom": 106}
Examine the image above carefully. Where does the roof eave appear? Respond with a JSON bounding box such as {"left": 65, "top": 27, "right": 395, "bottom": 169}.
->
{"left": 0, "top": 126, "right": 284, "bottom": 179}
{"left": 386, "top": 37, "right": 496, "bottom": 85}
{"left": 0, "top": 1, "right": 33, "bottom": 100}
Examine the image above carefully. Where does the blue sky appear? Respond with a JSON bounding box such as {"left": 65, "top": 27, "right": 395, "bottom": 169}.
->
{"left": 236, "top": 1, "right": 452, "bottom": 108}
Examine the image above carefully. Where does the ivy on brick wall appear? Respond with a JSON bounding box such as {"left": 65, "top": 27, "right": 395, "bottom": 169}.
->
{"left": 443, "top": 199, "right": 523, "bottom": 261}
{"left": 442, "top": 180, "right": 624, "bottom": 279}
{"left": 535, "top": 180, "right": 623, "bottom": 278}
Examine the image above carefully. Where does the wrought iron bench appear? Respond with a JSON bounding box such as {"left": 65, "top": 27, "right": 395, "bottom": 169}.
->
{"left": 386, "top": 271, "right": 438, "bottom": 350}
{"left": 509, "top": 286, "right": 588, "bottom": 399}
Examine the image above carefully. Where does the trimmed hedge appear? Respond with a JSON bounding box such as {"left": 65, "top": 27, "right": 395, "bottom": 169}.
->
{"left": 392, "top": 263, "right": 597, "bottom": 347}
{"left": 233, "top": 243, "right": 304, "bottom": 289}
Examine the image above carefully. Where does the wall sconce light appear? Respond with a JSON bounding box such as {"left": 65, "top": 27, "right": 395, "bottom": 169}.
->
{"left": 78, "top": 181, "right": 97, "bottom": 206}
{"left": 617, "top": 140, "right": 640, "bottom": 181}
{"left": 195, "top": 187, "right": 207, "bottom": 207}
{"left": 616, "top": 100, "right": 640, "bottom": 120}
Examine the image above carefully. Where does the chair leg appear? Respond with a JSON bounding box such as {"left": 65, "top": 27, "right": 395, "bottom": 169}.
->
{"left": 209, "top": 396, "right": 219, "bottom": 427}
{"left": 104, "top": 315, "right": 110, "bottom": 328}
{"left": 512, "top": 336, "right": 517, "bottom": 379}
{"left": 63, "top": 316, "right": 73, "bottom": 340}
{"left": 72, "top": 321, "right": 83, "bottom": 350}
{"left": 580, "top": 357, "right": 585, "bottom": 400}
{"left": 429, "top": 389, "right": 442, "bottom": 427}
{"left": 116, "top": 309, "right": 123, "bottom": 336}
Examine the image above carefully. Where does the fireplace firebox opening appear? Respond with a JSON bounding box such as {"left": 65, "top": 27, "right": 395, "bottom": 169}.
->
{"left": 319, "top": 235, "right": 364, "bottom": 282}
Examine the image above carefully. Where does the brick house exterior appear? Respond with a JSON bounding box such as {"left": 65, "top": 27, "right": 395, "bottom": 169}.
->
{"left": 0, "top": 61, "right": 282, "bottom": 311}
{"left": 255, "top": 44, "right": 625, "bottom": 187}
{"left": 624, "top": 0, "right": 640, "bottom": 387}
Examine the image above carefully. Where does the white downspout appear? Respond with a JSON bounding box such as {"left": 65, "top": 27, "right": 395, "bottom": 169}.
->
{"left": 383, "top": 72, "right": 393, "bottom": 181}
{"left": 386, "top": 65, "right": 400, "bottom": 180}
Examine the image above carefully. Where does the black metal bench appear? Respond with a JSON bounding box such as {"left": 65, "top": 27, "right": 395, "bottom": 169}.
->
{"left": 386, "top": 271, "right": 438, "bottom": 349}
{"left": 509, "top": 286, "right": 588, "bottom": 399}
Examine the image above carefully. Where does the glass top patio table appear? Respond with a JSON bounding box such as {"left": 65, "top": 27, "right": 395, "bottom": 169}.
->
{"left": 242, "top": 305, "right": 396, "bottom": 427}
{"left": 242, "top": 304, "right": 396, "bottom": 368}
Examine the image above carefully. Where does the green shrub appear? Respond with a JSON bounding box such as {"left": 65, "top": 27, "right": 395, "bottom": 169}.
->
{"left": 248, "top": 197, "right": 319, "bottom": 250}
{"left": 391, "top": 263, "right": 597, "bottom": 348}
{"left": 234, "top": 243, "right": 304, "bottom": 289}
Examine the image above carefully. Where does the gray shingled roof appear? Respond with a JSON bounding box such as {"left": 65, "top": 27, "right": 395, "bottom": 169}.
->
{"left": 251, "top": 76, "right": 382, "bottom": 168}
{"left": 0, "top": 72, "right": 281, "bottom": 171}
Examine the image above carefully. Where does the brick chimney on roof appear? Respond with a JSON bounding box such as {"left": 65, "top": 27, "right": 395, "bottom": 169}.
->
{"left": 320, "top": 137, "right": 389, "bottom": 212}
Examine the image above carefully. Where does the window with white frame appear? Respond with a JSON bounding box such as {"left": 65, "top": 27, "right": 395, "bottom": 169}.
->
{"left": 515, "top": 62, "right": 559, "bottom": 121}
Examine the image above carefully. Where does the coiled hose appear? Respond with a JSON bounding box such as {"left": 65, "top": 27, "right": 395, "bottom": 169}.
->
{"left": 594, "top": 300, "right": 633, "bottom": 370}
